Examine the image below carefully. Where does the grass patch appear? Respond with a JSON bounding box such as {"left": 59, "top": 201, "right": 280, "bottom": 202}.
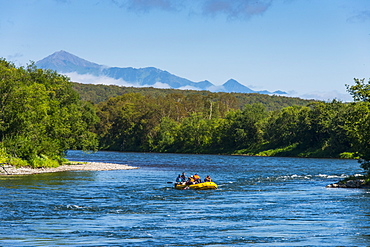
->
{"left": 234, "top": 143, "right": 300, "bottom": 157}
{"left": 255, "top": 143, "right": 299, "bottom": 156}
{"left": 62, "top": 161, "right": 88, "bottom": 166}
{"left": 339, "top": 152, "right": 359, "bottom": 159}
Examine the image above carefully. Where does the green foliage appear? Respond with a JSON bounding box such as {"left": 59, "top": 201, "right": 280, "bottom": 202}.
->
{"left": 342, "top": 102, "right": 370, "bottom": 173}
{"left": 216, "top": 103, "right": 267, "bottom": 152}
{"left": 0, "top": 146, "right": 9, "bottom": 163}
{"left": 346, "top": 78, "right": 370, "bottom": 102}
{"left": 55, "top": 74, "right": 370, "bottom": 174}
{"left": 254, "top": 143, "right": 299, "bottom": 157}
{"left": 149, "top": 117, "right": 180, "bottom": 152}
{"left": 29, "top": 155, "right": 60, "bottom": 168}
{"left": 0, "top": 59, "right": 98, "bottom": 167}
{"left": 73, "top": 82, "right": 315, "bottom": 111}
{"left": 3, "top": 57, "right": 369, "bottom": 175}
{"left": 88, "top": 77, "right": 370, "bottom": 176}
{"left": 339, "top": 152, "right": 359, "bottom": 159}
{"left": 96, "top": 93, "right": 160, "bottom": 151}
{"left": 175, "top": 113, "right": 218, "bottom": 153}
{"left": 8, "top": 158, "right": 29, "bottom": 168}
{"left": 91, "top": 86, "right": 360, "bottom": 159}
{"left": 264, "top": 106, "right": 304, "bottom": 147}
{"left": 345, "top": 78, "right": 370, "bottom": 173}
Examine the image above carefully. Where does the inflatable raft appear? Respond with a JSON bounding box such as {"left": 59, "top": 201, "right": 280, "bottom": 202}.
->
{"left": 174, "top": 182, "right": 218, "bottom": 190}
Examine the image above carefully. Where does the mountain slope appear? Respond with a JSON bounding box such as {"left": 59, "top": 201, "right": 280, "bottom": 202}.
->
{"left": 36, "top": 51, "right": 286, "bottom": 94}
{"left": 102, "top": 66, "right": 200, "bottom": 88}
{"left": 222, "top": 79, "right": 255, "bottom": 93}
{"left": 36, "top": 51, "right": 211, "bottom": 89}
{"left": 36, "top": 50, "right": 102, "bottom": 75}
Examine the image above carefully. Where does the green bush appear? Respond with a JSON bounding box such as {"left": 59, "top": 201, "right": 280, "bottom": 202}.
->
{"left": 29, "top": 155, "right": 60, "bottom": 168}
{"left": 339, "top": 152, "right": 359, "bottom": 159}
{"left": 0, "top": 147, "right": 9, "bottom": 163}
{"left": 9, "top": 158, "right": 29, "bottom": 168}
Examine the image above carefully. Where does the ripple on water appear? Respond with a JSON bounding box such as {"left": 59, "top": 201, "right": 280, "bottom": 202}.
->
{"left": 0, "top": 151, "right": 368, "bottom": 246}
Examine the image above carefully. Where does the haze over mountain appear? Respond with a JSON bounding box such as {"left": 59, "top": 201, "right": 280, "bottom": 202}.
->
{"left": 36, "top": 51, "right": 286, "bottom": 95}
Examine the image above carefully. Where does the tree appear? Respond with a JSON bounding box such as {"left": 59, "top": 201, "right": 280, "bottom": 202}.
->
{"left": 175, "top": 113, "right": 215, "bottom": 153}
{"left": 346, "top": 78, "right": 370, "bottom": 102}
{"left": 219, "top": 103, "right": 267, "bottom": 152}
{"left": 264, "top": 105, "right": 303, "bottom": 147}
{"left": 344, "top": 102, "right": 370, "bottom": 172}
{"left": 0, "top": 59, "right": 98, "bottom": 167}
{"left": 149, "top": 117, "right": 180, "bottom": 153}
{"left": 96, "top": 93, "right": 160, "bottom": 151}
{"left": 346, "top": 78, "right": 370, "bottom": 173}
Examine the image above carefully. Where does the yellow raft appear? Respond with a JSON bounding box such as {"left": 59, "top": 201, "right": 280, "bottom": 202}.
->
{"left": 174, "top": 182, "right": 218, "bottom": 190}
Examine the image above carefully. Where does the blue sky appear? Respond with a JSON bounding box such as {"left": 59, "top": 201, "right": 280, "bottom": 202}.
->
{"left": 1, "top": 0, "right": 369, "bottom": 101}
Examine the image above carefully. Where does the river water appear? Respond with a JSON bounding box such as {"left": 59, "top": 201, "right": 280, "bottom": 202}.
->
{"left": 1, "top": 151, "right": 369, "bottom": 246}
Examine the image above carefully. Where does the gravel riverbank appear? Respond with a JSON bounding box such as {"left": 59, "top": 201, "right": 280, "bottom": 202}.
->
{"left": 0, "top": 162, "right": 138, "bottom": 175}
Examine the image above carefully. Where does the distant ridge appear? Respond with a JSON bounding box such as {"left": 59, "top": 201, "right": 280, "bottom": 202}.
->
{"left": 36, "top": 51, "right": 286, "bottom": 95}
{"left": 223, "top": 79, "right": 255, "bottom": 93}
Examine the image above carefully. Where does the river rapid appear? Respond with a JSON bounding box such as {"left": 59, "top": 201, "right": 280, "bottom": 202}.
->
{"left": 1, "top": 151, "right": 369, "bottom": 246}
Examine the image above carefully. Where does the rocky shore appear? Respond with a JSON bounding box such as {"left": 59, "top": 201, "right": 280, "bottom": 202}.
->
{"left": 0, "top": 162, "right": 138, "bottom": 175}
{"left": 326, "top": 175, "right": 370, "bottom": 188}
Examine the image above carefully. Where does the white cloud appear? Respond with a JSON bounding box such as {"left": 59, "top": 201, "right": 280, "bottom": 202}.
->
{"left": 141, "top": 82, "right": 172, "bottom": 89}
{"left": 207, "top": 85, "right": 226, "bottom": 92}
{"left": 178, "top": 85, "right": 203, "bottom": 90}
{"left": 287, "top": 90, "right": 353, "bottom": 102}
{"left": 65, "top": 72, "right": 353, "bottom": 102}
{"left": 65, "top": 72, "right": 134, "bottom": 86}
{"left": 66, "top": 73, "right": 174, "bottom": 90}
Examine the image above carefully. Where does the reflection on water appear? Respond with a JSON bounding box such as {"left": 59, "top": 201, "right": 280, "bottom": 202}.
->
{"left": 0, "top": 150, "right": 369, "bottom": 246}
{"left": 0, "top": 171, "right": 96, "bottom": 190}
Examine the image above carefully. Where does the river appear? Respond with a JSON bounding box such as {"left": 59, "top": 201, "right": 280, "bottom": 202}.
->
{"left": 1, "top": 150, "right": 369, "bottom": 246}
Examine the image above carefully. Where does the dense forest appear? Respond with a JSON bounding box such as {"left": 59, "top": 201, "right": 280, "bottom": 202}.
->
{"left": 72, "top": 82, "right": 316, "bottom": 111}
{"left": 1, "top": 59, "right": 370, "bottom": 173}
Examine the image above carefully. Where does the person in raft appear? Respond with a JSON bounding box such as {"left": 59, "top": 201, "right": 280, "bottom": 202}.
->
{"left": 180, "top": 172, "right": 187, "bottom": 182}
{"left": 193, "top": 173, "right": 201, "bottom": 183}
{"left": 176, "top": 174, "right": 183, "bottom": 183}
{"left": 204, "top": 175, "right": 212, "bottom": 182}
{"left": 186, "top": 176, "right": 195, "bottom": 185}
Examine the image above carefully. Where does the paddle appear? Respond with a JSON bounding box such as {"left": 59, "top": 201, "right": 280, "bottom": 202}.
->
{"left": 0, "top": 163, "right": 9, "bottom": 175}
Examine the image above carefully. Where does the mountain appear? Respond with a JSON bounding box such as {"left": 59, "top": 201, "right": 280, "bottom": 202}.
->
{"left": 222, "top": 79, "right": 255, "bottom": 93}
{"left": 272, "top": 90, "right": 287, "bottom": 95}
{"left": 36, "top": 50, "right": 102, "bottom": 75}
{"left": 36, "top": 51, "right": 286, "bottom": 94}
{"left": 36, "top": 51, "right": 212, "bottom": 89}
{"left": 102, "top": 66, "right": 211, "bottom": 89}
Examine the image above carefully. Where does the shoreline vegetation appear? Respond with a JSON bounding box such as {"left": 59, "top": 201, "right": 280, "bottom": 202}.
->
{"left": 0, "top": 59, "right": 369, "bottom": 187}
{"left": 0, "top": 162, "right": 138, "bottom": 176}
